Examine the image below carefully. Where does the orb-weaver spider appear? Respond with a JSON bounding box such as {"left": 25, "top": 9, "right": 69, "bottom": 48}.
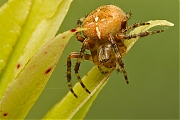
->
{"left": 67, "top": 5, "right": 164, "bottom": 97}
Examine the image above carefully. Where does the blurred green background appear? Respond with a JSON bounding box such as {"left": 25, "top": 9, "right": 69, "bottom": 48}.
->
{"left": 0, "top": 0, "right": 179, "bottom": 119}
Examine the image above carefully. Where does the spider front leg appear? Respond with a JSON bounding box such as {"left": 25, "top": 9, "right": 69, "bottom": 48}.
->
{"left": 67, "top": 51, "right": 92, "bottom": 98}
{"left": 67, "top": 53, "right": 78, "bottom": 97}
{"left": 117, "top": 30, "right": 164, "bottom": 40}
{"left": 74, "top": 39, "right": 92, "bottom": 94}
{"left": 122, "top": 12, "right": 151, "bottom": 33}
{"left": 122, "top": 22, "right": 150, "bottom": 33}
{"left": 67, "top": 38, "right": 93, "bottom": 97}
{"left": 108, "top": 34, "right": 129, "bottom": 84}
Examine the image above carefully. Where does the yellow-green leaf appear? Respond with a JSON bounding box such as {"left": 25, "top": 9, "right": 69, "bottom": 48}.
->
{"left": 0, "top": 27, "right": 85, "bottom": 119}
{"left": 0, "top": 0, "right": 73, "bottom": 100}
{"left": 0, "top": 0, "right": 32, "bottom": 74}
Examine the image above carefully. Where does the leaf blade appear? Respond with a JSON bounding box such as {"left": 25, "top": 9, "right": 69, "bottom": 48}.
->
{"left": 0, "top": 28, "right": 84, "bottom": 119}
{"left": 0, "top": 0, "right": 73, "bottom": 100}
{"left": 0, "top": 0, "right": 32, "bottom": 73}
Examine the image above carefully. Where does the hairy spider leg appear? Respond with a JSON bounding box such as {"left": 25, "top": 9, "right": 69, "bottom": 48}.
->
{"left": 122, "top": 22, "right": 150, "bottom": 33}
{"left": 67, "top": 53, "right": 77, "bottom": 97}
{"left": 117, "top": 30, "right": 164, "bottom": 40}
{"left": 76, "top": 17, "right": 86, "bottom": 43}
{"left": 123, "top": 12, "right": 131, "bottom": 23}
{"left": 108, "top": 34, "right": 129, "bottom": 84}
{"left": 122, "top": 12, "right": 152, "bottom": 33}
{"left": 67, "top": 52, "right": 92, "bottom": 98}
{"left": 75, "top": 39, "right": 92, "bottom": 94}
{"left": 121, "top": 12, "right": 131, "bottom": 30}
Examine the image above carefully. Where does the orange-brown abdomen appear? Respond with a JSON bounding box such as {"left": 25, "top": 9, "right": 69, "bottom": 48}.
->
{"left": 82, "top": 5, "right": 126, "bottom": 41}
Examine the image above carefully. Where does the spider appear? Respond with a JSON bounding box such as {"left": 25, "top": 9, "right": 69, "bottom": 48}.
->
{"left": 67, "top": 5, "right": 164, "bottom": 98}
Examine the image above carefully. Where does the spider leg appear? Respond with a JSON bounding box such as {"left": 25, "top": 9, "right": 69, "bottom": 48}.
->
{"left": 108, "top": 34, "right": 129, "bottom": 84}
{"left": 76, "top": 17, "right": 86, "bottom": 43}
{"left": 121, "top": 12, "right": 131, "bottom": 30}
{"left": 74, "top": 39, "right": 91, "bottom": 95}
{"left": 67, "top": 52, "right": 92, "bottom": 98}
{"left": 123, "top": 12, "right": 131, "bottom": 22}
{"left": 117, "top": 30, "right": 164, "bottom": 40}
{"left": 67, "top": 53, "right": 78, "bottom": 98}
{"left": 122, "top": 22, "right": 150, "bottom": 33}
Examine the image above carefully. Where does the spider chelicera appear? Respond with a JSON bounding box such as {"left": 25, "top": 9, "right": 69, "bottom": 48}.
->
{"left": 67, "top": 5, "right": 164, "bottom": 97}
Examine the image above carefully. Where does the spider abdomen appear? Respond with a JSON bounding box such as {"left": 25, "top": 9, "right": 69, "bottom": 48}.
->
{"left": 82, "top": 5, "right": 126, "bottom": 41}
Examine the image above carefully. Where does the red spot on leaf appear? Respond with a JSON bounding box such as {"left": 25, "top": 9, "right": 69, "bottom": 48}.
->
{"left": 70, "top": 28, "right": 76, "bottom": 32}
{"left": 44, "top": 51, "right": 48, "bottom": 54}
{"left": 3, "top": 113, "right": 7, "bottom": 116}
{"left": 17, "top": 64, "right": 20, "bottom": 69}
{"left": 62, "top": 36, "right": 65, "bottom": 39}
{"left": 45, "top": 68, "right": 52, "bottom": 74}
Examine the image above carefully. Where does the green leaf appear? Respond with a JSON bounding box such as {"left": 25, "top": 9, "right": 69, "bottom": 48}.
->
{"left": 43, "top": 66, "right": 112, "bottom": 119}
{"left": 43, "top": 20, "right": 174, "bottom": 119}
{"left": 0, "top": 0, "right": 75, "bottom": 119}
{"left": 0, "top": 27, "right": 86, "bottom": 119}
{"left": 0, "top": 0, "right": 73, "bottom": 99}
{"left": 0, "top": 0, "right": 31, "bottom": 74}
{"left": 72, "top": 76, "right": 108, "bottom": 119}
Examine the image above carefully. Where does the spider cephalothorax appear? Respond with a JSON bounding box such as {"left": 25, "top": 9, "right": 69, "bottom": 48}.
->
{"left": 67, "top": 5, "right": 164, "bottom": 97}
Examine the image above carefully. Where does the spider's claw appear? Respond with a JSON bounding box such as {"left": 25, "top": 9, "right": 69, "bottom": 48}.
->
{"left": 126, "top": 79, "right": 129, "bottom": 84}
{"left": 74, "top": 94, "right": 78, "bottom": 98}
{"left": 81, "top": 83, "right": 91, "bottom": 94}
{"left": 70, "top": 90, "right": 78, "bottom": 98}
{"left": 86, "top": 89, "right": 91, "bottom": 94}
{"left": 124, "top": 72, "right": 129, "bottom": 84}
